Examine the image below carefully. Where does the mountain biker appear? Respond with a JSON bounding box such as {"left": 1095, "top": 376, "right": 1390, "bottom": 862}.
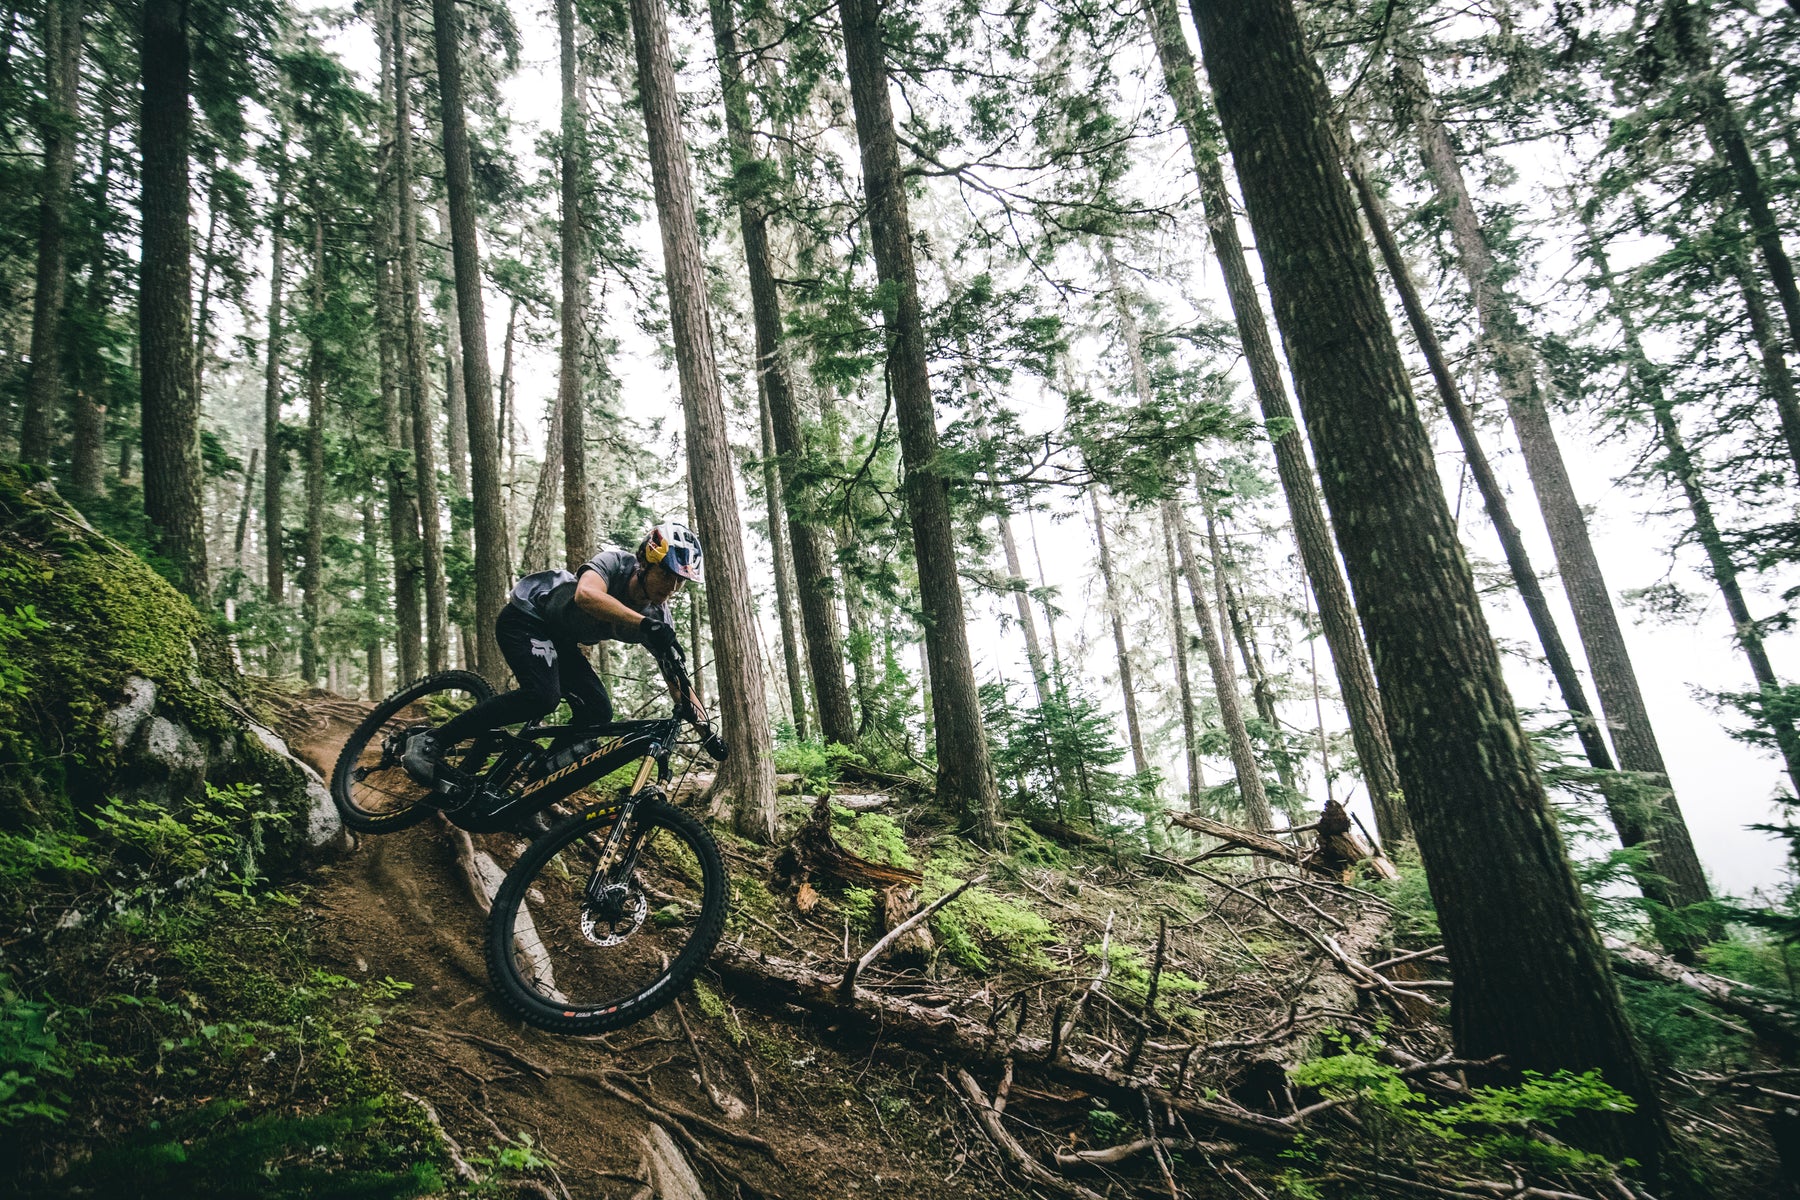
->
{"left": 402, "top": 522, "right": 724, "bottom": 785}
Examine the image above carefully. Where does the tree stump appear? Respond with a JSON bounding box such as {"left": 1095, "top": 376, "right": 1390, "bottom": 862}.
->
{"left": 880, "top": 886, "right": 935, "bottom": 967}
{"left": 771, "top": 795, "right": 923, "bottom": 902}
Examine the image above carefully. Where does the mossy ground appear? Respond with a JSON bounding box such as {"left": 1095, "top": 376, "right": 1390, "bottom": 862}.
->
{"left": 7, "top": 884, "right": 447, "bottom": 1197}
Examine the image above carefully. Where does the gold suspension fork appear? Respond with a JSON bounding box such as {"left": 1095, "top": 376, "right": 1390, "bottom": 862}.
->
{"left": 588, "top": 754, "right": 660, "bottom": 898}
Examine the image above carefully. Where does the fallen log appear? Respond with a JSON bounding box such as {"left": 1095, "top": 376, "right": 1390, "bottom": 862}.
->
{"left": 1606, "top": 937, "right": 1800, "bottom": 1050}
{"left": 1170, "top": 803, "right": 1396, "bottom": 881}
{"left": 709, "top": 941, "right": 1301, "bottom": 1144}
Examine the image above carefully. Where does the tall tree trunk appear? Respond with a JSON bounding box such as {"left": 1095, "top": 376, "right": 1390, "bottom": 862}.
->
{"left": 557, "top": 0, "right": 593, "bottom": 570}
{"left": 192, "top": 187, "right": 218, "bottom": 403}
{"left": 997, "top": 504, "right": 1051, "bottom": 707}
{"left": 375, "top": 12, "right": 423, "bottom": 685}
{"left": 1725, "top": 236, "right": 1800, "bottom": 476}
{"left": 438, "top": 200, "right": 472, "bottom": 506}
{"left": 1141, "top": 0, "right": 1408, "bottom": 843}
{"left": 363, "top": 494, "right": 385, "bottom": 696}
{"left": 522, "top": 396, "right": 562, "bottom": 572}
{"left": 393, "top": 0, "right": 448, "bottom": 671}
{"left": 1167, "top": 496, "right": 1273, "bottom": 830}
{"left": 629, "top": 0, "right": 777, "bottom": 841}
{"left": 233, "top": 448, "right": 258, "bottom": 571}
{"left": 1192, "top": 0, "right": 1670, "bottom": 1166}
{"left": 1585, "top": 222, "right": 1800, "bottom": 795}
{"left": 70, "top": 78, "right": 114, "bottom": 499}
{"left": 837, "top": 0, "right": 1003, "bottom": 845}
{"left": 760, "top": 377, "right": 810, "bottom": 740}
{"left": 139, "top": 0, "right": 209, "bottom": 601}
{"left": 710, "top": 0, "right": 856, "bottom": 745}
{"left": 1204, "top": 498, "right": 1294, "bottom": 794}
{"left": 301, "top": 209, "right": 326, "bottom": 685}
{"left": 1664, "top": 0, "right": 1800, "bottom": 360}
{"left": 1345, "top": 151, "right": 1615, "bottom": 774}
{"left": 428, "top": 1, "right": 508, "bottom": 686}
{"left": 263, "top": 164, "right": 288, "bottom": 609}
{"left": 19, "top": 0, "right": 81, "bottom": 469}
{"left": 1090, "top": 487, "right": 1149, "bottom": 779}
{"left": 497, "top": 295, "right": 519, "bottom": 549}
{"left": 1162, "top": 507, "right": 1203, "bottom": 808}
{"left": 1393, "top": 48, "right": 1713, "bottom": 922}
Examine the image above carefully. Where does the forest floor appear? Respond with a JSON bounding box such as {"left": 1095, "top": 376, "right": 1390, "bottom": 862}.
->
{"left": 287, "top": 709, "right": 995, "bottom": 1200}
{"left": 260, "top": 698, "right": 1797, "bottom": 1200}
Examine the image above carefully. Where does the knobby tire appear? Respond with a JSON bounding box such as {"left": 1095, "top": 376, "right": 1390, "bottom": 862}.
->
{"left": 485, "top": 799, "right": 728, "bottom": 1034}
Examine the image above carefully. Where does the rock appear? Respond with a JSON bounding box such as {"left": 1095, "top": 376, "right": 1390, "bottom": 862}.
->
{"left": 140, "top": 715, "right": 207, "bottom": 775}
{"left": 247, "top": 720, "right": 343, "bottom": 852}
{"left": 102, "top": 676, "right": 158, "bottom": 753}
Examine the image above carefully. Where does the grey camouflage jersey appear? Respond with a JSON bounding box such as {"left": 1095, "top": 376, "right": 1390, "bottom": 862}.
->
{"left": 506, "top": 548, "right": 671, "bottom": 645}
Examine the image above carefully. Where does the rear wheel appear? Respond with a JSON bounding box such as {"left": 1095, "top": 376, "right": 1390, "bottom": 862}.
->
{"left": 485, "top": 799, "right": 728, "bottom": 1034}
{"left": 330, "top": 671, "right": 493, "bottom": 834}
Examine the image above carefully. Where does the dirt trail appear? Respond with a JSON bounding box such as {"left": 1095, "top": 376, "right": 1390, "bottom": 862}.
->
{"left": 286, "top": 712, "right": 985, "bottom": 1200}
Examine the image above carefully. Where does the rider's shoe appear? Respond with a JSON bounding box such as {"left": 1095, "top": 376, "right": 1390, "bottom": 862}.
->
{"left": 401, "top": 731, "right": 443, "bottom": 787}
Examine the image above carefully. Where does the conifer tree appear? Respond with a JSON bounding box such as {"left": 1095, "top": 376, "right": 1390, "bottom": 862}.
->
{"left": 837, "top": 0, "right": 1003, "bottom": 844}
{"left": 1190, "top": 0, "right": 1671, "bottom": 1166}
{"left": 628, "top": 0, "right": 777, "bottom": 841}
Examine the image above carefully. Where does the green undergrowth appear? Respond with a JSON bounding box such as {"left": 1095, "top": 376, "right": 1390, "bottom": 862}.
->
{"left": 5, "top": 878, "right": 449, "bottom": 1197}
{"left": 922, "top": 850, "right": 1057, "bottom": 974}
{"left": 0, "top": 468, "right": 318, "bottom": 868}
{"left": 1277, "top": 1030, "right": 1640, "bottom": 1194}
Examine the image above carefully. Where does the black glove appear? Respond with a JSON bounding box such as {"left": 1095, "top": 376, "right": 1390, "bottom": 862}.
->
{"left": 639, "top": 613, "right": 678, "bottom": 651}
{"left": 703, "top": 731, "right": 730, "bottom": 762}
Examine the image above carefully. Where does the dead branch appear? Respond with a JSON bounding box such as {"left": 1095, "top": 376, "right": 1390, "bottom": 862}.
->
{"left": 955, "top": 1068, "right": 1108, "bottom": 1200}
{"left": 1606, "top": 936, "right": 1800, "bottom": 1049}
{"left": 401, "top": 1089, "right": 478, "bottom": 1183}
{"left": 710, "top": 942, "right": 1301, "bottom": 1144}
{"left": 841, "top": 873, "right": 985, "bottom": 997}
{"left": 1056, "top": 909, "right": 1114, "bottom": 1056}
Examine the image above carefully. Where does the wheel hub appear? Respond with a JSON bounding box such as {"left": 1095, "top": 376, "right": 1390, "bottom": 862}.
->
{"left": 580, "top": 884, "right": 647, "bottom": 946}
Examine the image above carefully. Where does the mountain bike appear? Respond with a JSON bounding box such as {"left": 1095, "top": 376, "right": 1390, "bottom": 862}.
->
{"left": 329, "top": 643, "right": 729, "bottom": 1034}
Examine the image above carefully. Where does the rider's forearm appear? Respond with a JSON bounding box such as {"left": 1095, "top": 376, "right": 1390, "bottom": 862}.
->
{"left": 573, "top": 571, "right": 642, "bottom": 628}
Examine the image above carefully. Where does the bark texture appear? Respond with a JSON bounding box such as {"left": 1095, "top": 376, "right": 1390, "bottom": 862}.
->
{"left": 392, "top": 0, "right": 449, "bottom": 672}
{"left": 301, "top": 211, "right": 327, "bottom": 684}
{"left": 1394, "top": 46, "right": 1713, "bottom": 920}
{"left": 376, "top": 13, "right": 423, "bottom": 683}
{"left": 1162, "top": 510, "right": 1203, "bottom": 808}
{"left": 1168, "top": 496, "right": 1273, "bottom": 831}
{"left": 19, "top": 0, "right": 82, "bottom": 468}
{"left": 1191, "top": 0, "right": 1668, "bottom": 1166}
{"left": 1142, "top": 0, "right": 1407, "bottom": 843}
{"left": 263, "top": 166, "right": 289, "bottom": 610}
{"left": 1090, "top": 488, "right": 1149, "bottom": 779}
{"left": 837, "top": 0, "right": 1003, "bottom": 844}
{"left": 558, "top": 0, "right": 593, "bottom": 570}
{"left": 1345, "top": 151, "right": 1614, "bottom": 774}
{"left": 140, "top": 0, "right": 210, "bottom": 601}
{"left": 711, "top": 0, "right": 856, "bottom": 745}
{"left": 760, "top": 378, "right": 811, "bottom": 739}
{"left": 431, "top": 0, "right": 510, "bottom": 686}
{"left": 629, "top": 0, "right": 778, "bottom": 841}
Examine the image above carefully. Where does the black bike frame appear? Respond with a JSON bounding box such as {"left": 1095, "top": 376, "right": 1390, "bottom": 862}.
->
{"left": 437, "top": 646, "right": 701, "bottom": 835}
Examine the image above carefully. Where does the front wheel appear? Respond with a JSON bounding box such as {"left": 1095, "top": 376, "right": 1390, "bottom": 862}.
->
{"left": 485, "top": 799, "right": 728, "bottom": 1034}
{"left": 330, "top": 671, "right": 493, "bottom": 834}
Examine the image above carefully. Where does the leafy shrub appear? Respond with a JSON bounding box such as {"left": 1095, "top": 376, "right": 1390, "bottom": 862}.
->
{"left": 1288, "top": 1031, "right": 1636, "bottom": 1175}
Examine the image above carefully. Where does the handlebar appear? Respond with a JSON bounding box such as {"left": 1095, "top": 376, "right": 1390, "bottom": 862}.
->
{"left": 652, "top": 642, "right": 729, "bottom": 763}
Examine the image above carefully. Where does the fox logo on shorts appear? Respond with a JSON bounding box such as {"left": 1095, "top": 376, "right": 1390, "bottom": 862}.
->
{"left": 531, "top": 638, "right": 556, "bottom": 666}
